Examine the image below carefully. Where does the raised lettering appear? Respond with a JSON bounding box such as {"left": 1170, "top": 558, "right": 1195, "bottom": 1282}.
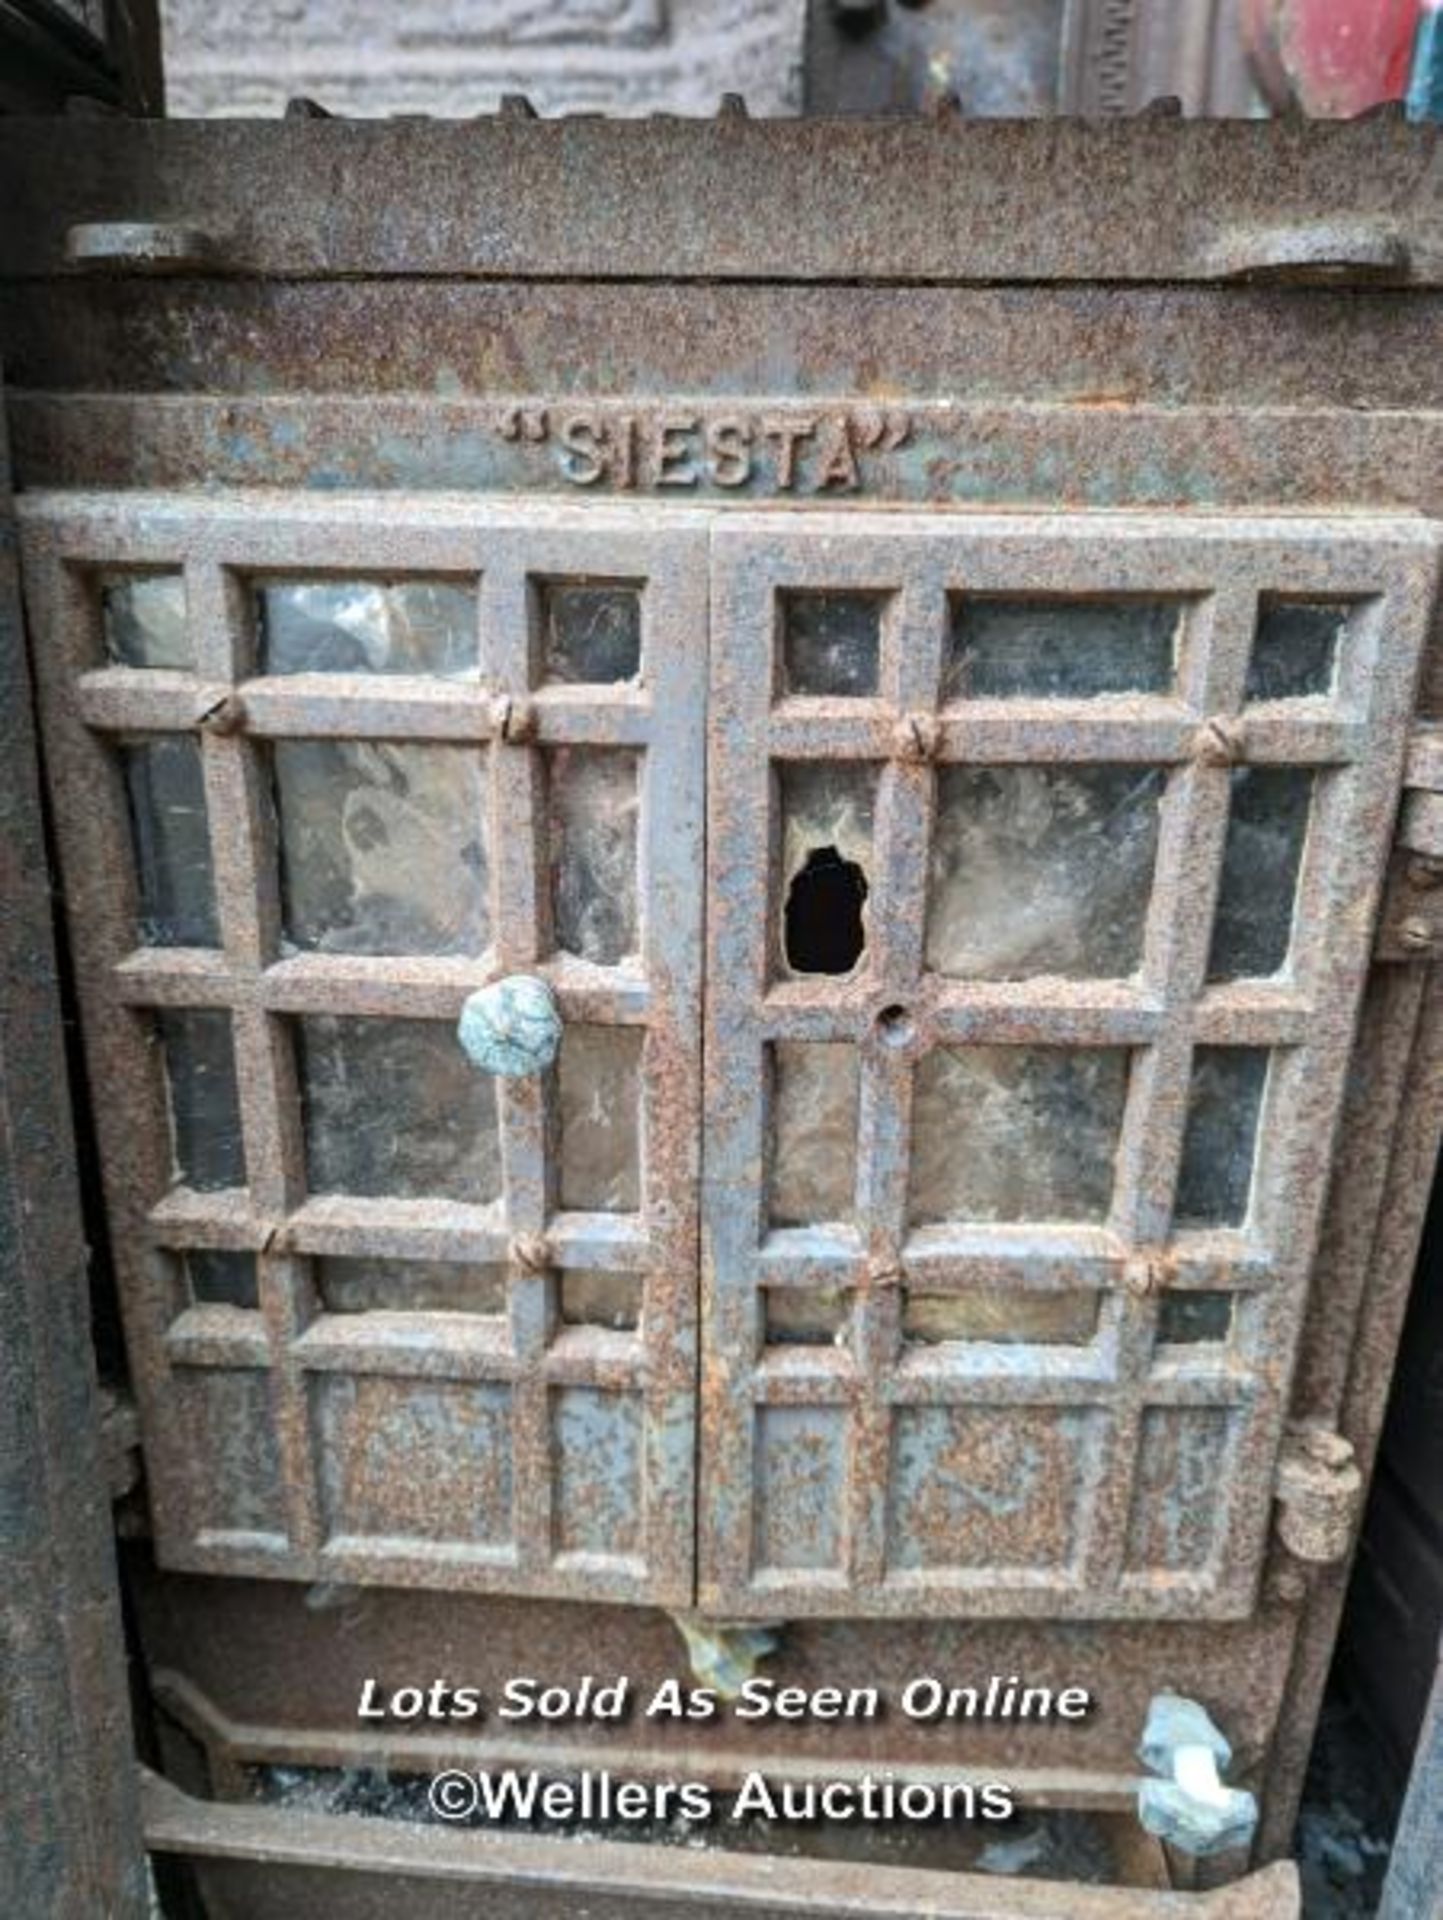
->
{"left": 497, "top": 402, "right": 910, "bottom": 494}
{"left": 761, "top": 415, "right": 816, "bottom": 491}
{"left": 655, "top": 413, "right": 701, "bottom": 487}
{"left": 707, "top": 415, "right": 753, "bottom": 488}
{"left": 812, "top": 415, "right": 860, "bottom": 493}
{"left": 558, "top": 412, "right": 606, "bottom": 486}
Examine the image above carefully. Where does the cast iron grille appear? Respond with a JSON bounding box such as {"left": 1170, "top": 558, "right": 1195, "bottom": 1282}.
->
{"left": 700, "top": 511, "right": 1437, "bottom": 1620}
{"left": 20, "top": 496, "right": 705, "bottom": 1607}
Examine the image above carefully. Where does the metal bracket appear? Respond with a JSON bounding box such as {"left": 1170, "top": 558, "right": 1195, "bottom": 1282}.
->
{"left": 1274, "top": 1422, "right": 1363, "bottom": 1565}
{"left": 1136, "top": 1695, "right": 1260, "bottom": 1859}
{"left": 1376, "top": 725, "right": 1443, "bottom": 960}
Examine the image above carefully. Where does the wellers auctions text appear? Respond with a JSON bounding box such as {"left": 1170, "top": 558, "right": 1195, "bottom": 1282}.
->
{"left": 425, "top": 1766, "right": 1016, "bottom": 1827}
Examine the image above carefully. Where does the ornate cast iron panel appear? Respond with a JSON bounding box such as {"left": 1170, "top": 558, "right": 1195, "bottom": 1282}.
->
{"left": 701, "top": 510, "right": 1438, "bottom": 1619}
{"left": 10, "top": 110, "right": 1443, "bottom": 1908}
{"left": 20, "top": 494, "right": 705, "bottom": 1607}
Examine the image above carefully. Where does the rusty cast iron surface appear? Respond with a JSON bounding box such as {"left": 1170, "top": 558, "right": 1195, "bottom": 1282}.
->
{"left": 20, "top": 493, "right": 707, "bottom": 1608}
{"left": 0, "top": 402, "right": 148, "bottom": 1912}
{"left": 6, "top": 117, "right": 1443, "bottom": 1904}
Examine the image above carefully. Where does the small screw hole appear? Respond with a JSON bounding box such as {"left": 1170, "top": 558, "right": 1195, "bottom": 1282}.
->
{"left": 875, "top": 1004, "right": 915, "bottom": 1048}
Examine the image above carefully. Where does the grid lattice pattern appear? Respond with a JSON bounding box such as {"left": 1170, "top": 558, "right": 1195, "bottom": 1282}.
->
{"left": 21, "top": 496, "right": 705, "bottom": 1605}
{"left": 701, "top": 511, "right": 1437, "bottom": 1620}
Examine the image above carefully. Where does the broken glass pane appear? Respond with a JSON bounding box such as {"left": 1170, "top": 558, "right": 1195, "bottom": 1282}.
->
{"left": 316, "top": 1258, "right": 507, "bottom": 1315}
{"left": 273, "top": 740, "right": 489, "bottom": 957}
{"left": 1174, "top": 1048, "right": 1269, "bottom": 1230}
{"left": 909, "top": 1046, "right": 1128, "bottom": 1224}
{"left": 927, "top": 765, "right": 1163, "bottom": 980}
{"left": 186, "top": 1250, "right": 259, "bottom": 1310}
{"left": 157, "top": 1009, "right": 245, "bottom": 1191}
{"left": 543, "top": 584, "right": 641, "bottom": 685}
{"left": 1244, "top": 601, "right": 1344, "bottom": 702}
{"left": 122, "top": 735, "right": 220, "bottom": 946}
{"left": 768, "top": 1042, "right": 859, "bottom": 1226}
{"left": 103, "top": 575, "right": 192, "bottom": 669}
{"left": 778, "top": 761, "right": 875, "bottom": 978}
{"left": 550, "top": 750, "right": 640, "bottom": 965}
{"left": 259, "top": 580, "right": 478, "bottom": 677}
{"left": 1206, "top": 769, "right": 1312, "bottom": 982}
{"left": 765, "top": 1289, "right": 850, "bottom": 1346}
{"left": 1157, "top": 1290, "right": 1234, "bottom": 1345}
{"left": 559, "top": 1271, "right": 642, "bottom": 1331}
{"left": 298, "top": 1016, "right": 501, "bottom": 1202}
{"left": 557, "top": 1024, "right": 642, "bottom": 1212}
{"left": 780, "top": 591, "right": 883, "bottom": 698}
{"left": 944, "top": 599, "right": 1178, "bottom": 701}
{"left": 903, "top": 1289, "right": 1100, "bottom": 1345}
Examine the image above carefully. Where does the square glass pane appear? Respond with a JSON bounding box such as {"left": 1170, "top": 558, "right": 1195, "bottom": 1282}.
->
{"left": 316, "top": 1258, "right": 507, "bottom": 1314}
{"left": 927, "top": 765, "right": 1163, "bottom": 980}
{"left": 559, "top": 1272, "right": 642, "bottom": 1331}
{"left": 1244, "top": 601, "right": 1344, "bottom": 702}
{"left": 157, "top": 1009, "right": 245, "bottom": 1191}
{"left": 778, "top": 761, "right": 876, "bottom": 978}
{"left": 1206, "top": 769, "right": 1312, "bottom": 982}
{"left": 1157, "top": 1290, "right": 1234, "bottom": 1346}
{"left": 765, "top": 1288, "right": 850, "bottom": 1346}
{"left": 259, "top": 580, "right": 477, "bottom": 677}
{"left": 944, "top": 599, "right": 1178, "bottom": 701}
{"left": 909, "top": 1046, "right": 1128, "bottom": 1224}
{"left": 273, "top": 740, "right": 489, "bottom": 956}
{"left": 298, "top": 1016, "right": 501, "bottom": 1202}
{"left": 542, "top": 583, "right": 641, "bottom": 685}
{"left": 779, "top": 591, "right": 883, "bottom": 698}
{"left": 122, "top": 735, "right": 220, "bottom": 946}
{"left": 103, "top": 575, "right": 191, "bottom": 669}
{"left": 1174, "top": 1048, "right": 1269, "bottom": 1230}
{"left": 550, "top": 749, "right": 640, "bottom": 965}
{"left": 186, "top": 1250, "right": 259, "bottom": 1309}
{"left": 557, "top": 1024, "right": 643, "bottom": 1212}
{"left": 768, "top": 1042, "right": 859, "bottom": 1226}
{"left": 903, "top": 1289, "right": 1100, "bottom": 1345}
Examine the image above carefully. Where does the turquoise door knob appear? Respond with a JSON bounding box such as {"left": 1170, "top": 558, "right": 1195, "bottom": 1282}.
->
{"left": 458, "top": 975, "right": 563, "bottom": 1077}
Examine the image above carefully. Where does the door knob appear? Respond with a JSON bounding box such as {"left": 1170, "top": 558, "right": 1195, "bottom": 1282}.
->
{"left": 458, "top": 975, "right": 562, "bottom": 1077}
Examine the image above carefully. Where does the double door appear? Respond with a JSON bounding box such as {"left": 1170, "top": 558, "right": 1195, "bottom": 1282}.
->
{"left": 20, "top": 493, "right": 1436, "bottom": 1623}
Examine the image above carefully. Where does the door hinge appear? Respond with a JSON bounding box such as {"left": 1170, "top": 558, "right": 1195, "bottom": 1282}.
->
{"left": 1274, "top": 1422, "right": 1363, "bottom": 1564}
{"left": 1376, "top": 724, "right": 1443, "bottom": 960}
